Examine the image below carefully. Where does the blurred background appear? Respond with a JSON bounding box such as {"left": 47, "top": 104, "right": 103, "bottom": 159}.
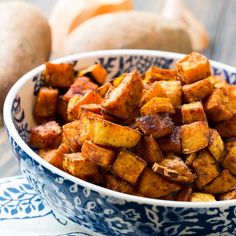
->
{"left": 0, "top": 0, "right": 236, "bottom": 178}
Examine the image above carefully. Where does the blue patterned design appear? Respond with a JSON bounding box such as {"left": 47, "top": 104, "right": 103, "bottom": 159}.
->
{"left": 5, "top": 52, "right": 236, "bottom": 235}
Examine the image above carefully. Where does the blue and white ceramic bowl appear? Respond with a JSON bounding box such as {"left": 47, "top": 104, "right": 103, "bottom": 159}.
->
{"left": 3, "top": 50, "right": 236, "bottom": 236}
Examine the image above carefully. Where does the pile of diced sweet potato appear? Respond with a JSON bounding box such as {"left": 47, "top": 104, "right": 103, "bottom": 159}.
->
{"left": 30, "top": 52, "right": 236, "bottom": 202}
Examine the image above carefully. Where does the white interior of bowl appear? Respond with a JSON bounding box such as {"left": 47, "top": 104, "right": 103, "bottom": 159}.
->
{"left": 4, "top": 49, "right": 236, "bottom": 208}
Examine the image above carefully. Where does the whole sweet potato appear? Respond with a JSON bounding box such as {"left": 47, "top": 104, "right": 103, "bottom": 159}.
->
{"left": 64, "top": 11, "right": 192, "bottom": 55}
{"left": 0, "top": 1, "right": 51, "bottom": 123}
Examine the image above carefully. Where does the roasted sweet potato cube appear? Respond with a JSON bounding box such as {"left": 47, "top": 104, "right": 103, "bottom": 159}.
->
{"left": 152, "top": 155, "right": 195, "bottom": 183}
{"left": 208, "top": 129, "right": 224, "bottom": 162}
{"left": 105, "top": 174, "right": 133, "bottom": 194}
{"left": 221, "top": 140, "right": 236, "bottom": 161}
{"left": 67, "top": 91, "right": 103, "bottom": 121}
{"left": 176, "top": 187, "right": 192, "bottom": 201}
{"left": 45, "top": 63, "right": 74, "bottom": 87}
{"left": 218, "top": 189, "right": 236, "bottom": 200}
{"left": 215, "top": 114, "right": 236, "bottom": 138}
{"left": 204, "top": 169, "right": 236, "bottom": 194}
{"left": 157, "top": 81, "right": 182, "bottom": 107}
{"left": 136, "top": 113, "right": 173, "bottom": 138}
{"left": 34, "top": 87, "right": 58, "bottom": 118}
{"left": 139, "top": 81, "right": 166, "bottom": 106}
{"left": 229, "top": 85, "right": 236, "bottom": 113}
{"left": 142, "top": 135, "right": 163, "bottom": 164}
{"left": 209, "top": 75, "right": 229, "bottom": 89}
{"left": 111, "top": 150, "right": 146, "bottom": 185}
{"left": 191, "top": 193, "right": 216, "bottom": 202}
{"left": 63, "top": 77, "right": 98, "bottom": 101}
{"left": 79, "top": 64, "right": 107, "bottom": 85}
{"left": 63, "top": 152, "right": 100, "bottom": 183}
{"left": 182, "top": 77, "right": 213, "bottom": 103}
{"left": 62, "top": 120, "right": 81, "bottom": 152}
{"left": 192, "top": 150, "right": 220, "bottom": 189}
{"left": 98, "top": 82, "right": 112, "bottom": 98}
{"left": 30, "top": 121, "right": 62, "bottom": 149}
{"left": 181, "top": 121, "right": 209, "bottom": 154}
{"left": 221, "top": 147, "right": 236, "bottom": 175}
{"left": 57, "top": 98, "right": 69, "bottom": 123}
{"left": 158, "top": 126, "right": 181, "bottom": 154}
{"left": 110, "top": 73, "right": 126, "bottom": 87}
{"left": 140, "top": 97, "right": 175, "bottom": 115}
{"left": 89, "top": 118, "right": 141, "bottom": 148}
{"left": 136, "top": 168, "right": 182, "bottom": 198}
{"left": 176, "top": 51, "right": 211, "bottom": 84}
{"left": 102, "top": 70, "right": 143, "bottom": 119}
{"left": 181, "top": 102, "right": 207, "bottom": 124}
{"left": 81, "top": 140, "right": 116, "bottom": 167}
{"left": 144, "top": 67, "right": 179, "bottom": 83}
{"left": 79, "top": 104, "right": 102, "bottom": 116}
{"left": 38, "top": 143, "right": 70, "bottom": 169}
{"left": 204, "top": 88, "right": 233, "bottom": 123}
{"left": 185, "top": 152, "right": 197, "bottom": 166}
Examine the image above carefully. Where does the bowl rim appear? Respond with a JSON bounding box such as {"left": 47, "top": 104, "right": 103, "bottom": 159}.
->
{"left": 4, "top": 49, "right": 236, "bottom": 208}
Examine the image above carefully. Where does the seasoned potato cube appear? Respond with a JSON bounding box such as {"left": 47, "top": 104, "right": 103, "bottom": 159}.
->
{"left": 191, "top": 193, "right": 216, "bottom": 202}
{"left": 221, "top": 147, "right": 236, "bottom": 175}
{"left": 102, "top": 70, "right": 143, "bottom": 119}
{"left": 176, "top": 51, "right": 211, "bottom": 84}
{"left": 30, "top": 121, "right": 62, "bottom": 149}
{"left": 182, "top": 78, "right": 213, "bottom": 103}
{"left": 63, "top": 77, "right": 98, "bottom": 101}
{"left": 204, "top": 88, "right": 233, "bottom": 123}
{"left": 185, "top": 152, "right": 197, "bottom": 166}
{"left": 136, "top": 113, "right": 173, "bottom": 138}
{"left": 98, "top": 82, "right": 112, "bottom": 98}
{"left": 229, "top": 85, "right": 236, "bottom": 113}
{"left": 181, "top": 121, "right": 209, "bottom": 154}
{"left": 215, "top": 114, "right": 236, "bottom": 138}
{"left": 144, "top": 67, "right": 179, "bottom": 83}
{"left": 38, "top": 143, "right": 70, "bottom": 169}
{"left": 140, "top": 97, "right": 175, "bottom": 115}
{"left": 34, "top": 87, "right": 58, "bottom": 118}
{"left": 181, "top": 102, "right": 207, "bottom": 124}
{"left": 45, "top": 63, "right": 74, "bottom": 87}
{"left": 218, "top": 189, "right": 236, "bottom": 200}
{"left": 142, "top": 135, "right": 163, "bottom": 164}
{"left": 209, "top": 75, "right": 229, "bottom": 89}
{"left": 136, "top": 168, "right": 182, "bottom": 198}
{"left": 208, "top": 129, "right": 224, "bottom": 162}
{"left": 158, "top": 126, "right": 181, "bottom": 154}
{"left": 79, "top": 64, "right": 107, "bottom": 85}
{"left": 110, "top": 73, "right": 126, "bottom": 87}
{"left": 63, "top": 152, "right": 100, "bottom": 183}
{"left": 111, "top": 150, "right": 146, "bottom": 185}
{"left": 157, "top": 81, "right": 182, "bottom": 107}
{"left": 105, "top": 174, "right": 133, "bottom": 194}
{"left": 152, "top": 155, "right": 195, "bottom": 183}
{"left": 56, "top": 98, "right": 69, "bottom": 123}
{"left": 62, "top": 120, "right": 81, "bottom": 152}
{"left": 139, "top": 81, "right": 166, "bottom": 106}
{"left": 176, "top": 187, "right": 192, "bottom": 201}
{"left": 81, "top": 140, "right": 116, "bottom": 167}
{"left": 89, "top": 118, "right": 141, "bottom": 148}
{"left": 67, "top": 91, "right": 103, "bottom": 121}
{"left": 192, "top": 150, "right": 220, "bottom": 189}
{"left": 78, "top": 104, "right": 102, "bottom": 117}
{"left": 204, "top": 169, "right": 236, "bottom": 194}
